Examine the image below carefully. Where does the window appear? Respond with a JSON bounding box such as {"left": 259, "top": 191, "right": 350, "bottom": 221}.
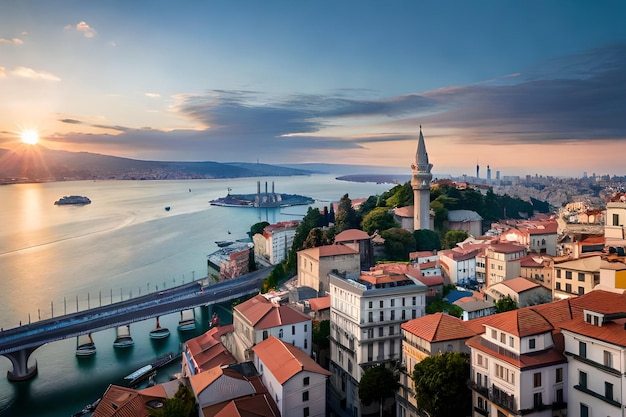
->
{"left": 556, "top": 282, "right": 561, "bottom": 290}
{"left": 578, "top": 286, "right": 584, "bottom": 295}
{"left": 303, "top": 407, "right": 310, "bottom": 417}
{"left": 279, "top": 329, "right": 283, "bottom": 338}
{"left": 604, "top": 350, "right": 613, "bottom": 368}
{"left": 556, "top": 388, "right": 563, "bottom": 403}
{"left": 379, "top": 311, "right": 384, "bottom": 321}
{"left": 304, "top": 338, "right": 308, "bottom": 349}
{"left": 477, "top": 354, "right": 483, "bottom": 367}
{"left": 390, "top": 299, "right": 395, "bottom": 307}
{"left": 390, "top": 311, "right": 395, "bottom": 320}
{"left": 491, "top": 329, "right": 497, "bottom": 339}
{"left": 579, "top": 341, "right": 587, "bottom": 358}
{"left": 555, "top": 367, "right": 563, "bottom": 383}
{"left": 613, "top": 213, "right": 620, "bottom": 226}
{"left": 367, "top": 328, "right": 374, "bottom": 338}
{"left": 292, "top": 325, "right": 296, "bottom": 335}
{"left": 533, "top": 392, "right": 542, "bottom": 408}
{"left": 580, "top": 403, "right": 589, "bottom": 417}
{"left": 368, "top": 312, "right": 373, "bottom": 323}
{"left": 368, "top": 301, "right": 372, "bottom": 308}
{"left": 302, "top": 391, "right": 309, "bottom": 402}
{"left": 367, "top": 343, "right": 373, "bottom": 362}
{"left": 402, "top": 297, "right": 406, "bottom": 307}
{"left": 578, "top": 272, "right": 585, "bottom": 282}
{"left": 565, "top": 283, "right": 572, "bottom": 293}
{"left": 389, "top": 326, "right": 394, "bottom": 336}
{"left": 556, "top": 270, "right": 561, "bottom": 278}
{"left": 509, "top": 336, "right": 514, "bottom": 347}
{"left": 402, "top": 310, "right": 406, "bottom": 320}
{"left": 303, "top": 376, "right": 310, "bottom": 386}
{"left": 412, "top": 310, "right": 417, "bottom": 319}
{"left": 412, "top": 296, "right": 416, "bottom": 306}
{"left": 304, "top": 324, "right": 307, "bottom": 332}
{"left": 380, "top": 300, "right": 384, "bottom": 308}
{"left": 263, "top": 330, "right": 268, "bottom": 340}
{"left": 533, "top": 372, "right": 542, "bottom": 387}
{"left": 529, "top": 338, "right": 536, "bottom": 349}
{"left": 378, "top": 327, "right": 383, "bottom": 337}
{"left": 605, "top": 382, "right": 613, "bottom": 401}
{"left": 579, "top": 370, "right": 587, "bottom": 388}
{"left": 500, "top": 333, "right": 506, "bottom": 343}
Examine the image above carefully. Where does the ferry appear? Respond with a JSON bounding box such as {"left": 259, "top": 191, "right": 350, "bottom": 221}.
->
{"left": 124, "top": 351, "right": 179, "bottom": 386}
{"left": 113, "top": 325, "right": 135, "bottom": 348}
{"left": 75, "top": 334, "right": 96, "bottom": 357}
{"left": 177, "top": 309, "right": 196, "bottom": 331}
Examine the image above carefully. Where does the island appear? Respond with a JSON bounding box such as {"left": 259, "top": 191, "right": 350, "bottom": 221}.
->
{"left": 209, "top": 180, "right": 313, "bottom": 208}
{"left": 54, "top": 195, "right": 91, "bottom": 205}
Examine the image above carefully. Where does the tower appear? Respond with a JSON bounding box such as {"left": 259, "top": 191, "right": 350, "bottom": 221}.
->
{"left": 411, "top": 126, "right": 433, "bottom": 231}
{"left": 476, "top": 161, "right": 480, "bottom": 179}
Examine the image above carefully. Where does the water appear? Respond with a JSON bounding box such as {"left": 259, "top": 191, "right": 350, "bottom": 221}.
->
{"left": 0, "top": 174, "right": 392, "bottom": 417}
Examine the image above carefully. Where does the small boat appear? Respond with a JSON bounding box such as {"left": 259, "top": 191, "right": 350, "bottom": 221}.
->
{"left": 178, "top": 309, "right": 196, "bottom": 331}
{"left": 71, "top": 398, "right": 101, "bottom": 417}
{"left": 113, "top": 325, "right": 134, "bottom": 348}
{"left": 124, "top": 351, "right": 178, "bottom": 386}
{"left": 75, "top": 334, "right": 96, "bottom": 357}
{"left": 165, "top": 206, "right": 171, "bottom": 211}
{"left": 149, "top": 317, "right": 170, "bottom": 339}
{"left": 215, "top": 240, "right": 233, "bottom": 247}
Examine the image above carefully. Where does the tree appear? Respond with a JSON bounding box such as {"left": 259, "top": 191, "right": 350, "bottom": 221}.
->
{"left": 425, "top": 298, "right": 463, "bottom": 318}
{"left": 286, "top": 207, "right": 322, "bottom": 271}
{"left": 413, "top": 229, "right": 441, "bottom": 251}
{"left": 249, "top": 221, "right": 270, "bottom": 237}
{"left": 358, "top": 363, "right": 400, "bottom": 416}
{"left": 334, "top": 193, "right": 359, "bottom": 233}
{"left": 412, "top": 352, "right": 472, "bottom": 417}
{"left": 261, "top": 263, "right": 286, "bottom": 293}
{"left": 361, "top": 207, "right": 398, "bottom": 234}
{"left": 495, "top": 294, "right": 518, "bottom": 313}
{"left": 149, "top": 384, "right": 196, "bottom": 417}
{"left": 380, "top": 227, "right": 416, "bottom": 261}
{"left": 442, "top": 229, "right": 470, "bottom": 249}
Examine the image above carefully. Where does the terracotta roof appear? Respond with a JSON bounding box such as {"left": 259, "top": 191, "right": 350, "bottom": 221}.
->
{"left": 561, "top": 318, "right": 626, "bottom": 347}
{"left": 410, "top": 251, "right": 436, "bottom": 259}
{"left": 394, "top": 205, "right": 414, "bottom": 218}
{"left": 252, "top": 336, "right": 331, "bottom": 384}
{"left": 483, "top": 308, "right": 554, "bottom": 337}
{"left": 359, "top": 271, "right": 412, "bottom": 286}
{"left": 500, "top": 277, "right": 540, "bottom": 293}
{"left": 186, "top": 325, "right": 236, "bottom": 372}
{"left": 334, "top": 229, "right": 371, "bottom": 242}
{"left": 307, "top": 296, "right": 331, "bottom": 311}
{"left": 401, "top": 312, "right": 477, "bottom": 342}
{"left": 93, "top": 385, "right": 159, "bottom": 417}
{"left": 235, "top": 294, "right": 310, "bottom": 330}
{"left": 569, "top": 289, "right": 626, "bottom": 317}
{"left": 208, "top": 394, "right": 279, "bottom": 417}
{"left": 298, "top": 244, "right": 359, "bottom": 260}
{"left": 189, "top": 366, "right": 253, "bottom": 399}
{"left": 488, "top": 242, "right": 527, "bottom": 254}
{"left": 554, "top": 255, "right": 602, "bottom": 272}
{"left": 264, "top": 221, "right": 300, "bottom": 233}
{"left": 439, "top": 248, "right": 481, "bottom": 262}
{"left": 413, "top": 274, "right": 444, "bottom": 287}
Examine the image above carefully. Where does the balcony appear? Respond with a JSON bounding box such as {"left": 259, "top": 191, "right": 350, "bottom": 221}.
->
{"left": 468, "top": 379, "right": 489, "bottom": 397}
{"left": 490, "top": 384, "right": 517, "bottom": 414}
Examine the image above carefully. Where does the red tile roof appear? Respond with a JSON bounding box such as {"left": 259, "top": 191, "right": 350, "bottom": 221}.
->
{"left": 307, "top": 296, "right": 331, "bottom": 311}
{"left": 252, "top": 336, "right": 331, "bottom": 384}
{"left": 185, "top": 325, "right": 236, "bottom": 373}
{"left": 501, "top": 277, "right": 540, "bottom": 293}
{"left": 561, "top": 318, "right": 626, "bottom": 347}
{"left": 334, "top": 229, "right": 371, "bottom": 242}
{"left": 93, "top": 385, "right": 160, "bottom": 417}
{"left": 482, "top": 308, "right": 554, "bottom": 337}
{"left": 401, "top": 312, "right": 477, "bottom": 342}
{"left": 394, "top": 205, "right": 414, "bottom": 218}
{"left": 235, "top": 294, "right": 311, "bottom": 329}
{"left": 298, "top": 244, "right": 359, "bottom": 260}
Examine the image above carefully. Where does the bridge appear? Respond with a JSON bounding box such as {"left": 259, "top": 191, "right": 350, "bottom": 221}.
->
{"left": 0, "top": 267, "right": 271, "bottom": 382}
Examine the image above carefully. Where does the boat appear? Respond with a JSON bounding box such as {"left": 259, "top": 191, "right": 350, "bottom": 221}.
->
{"left": 75, "top": 334, "right": 96, "bottom": 357}
{"left": 113, "top": 325, "right": 135, "bottom": 348}
{"left": 149, "top": 317, "right": 170, "bottom": 339}
{"left": 54, "top": 195, "right": 91, "bottom": 205}
{"left": 164, "top": 206, "right": 171, "bottom": 211}
{"left": 215, "top": 240, "right": 233, "bottom": 247}
{"left": 124, "top": 351, "right": 179, "bottom": 386}
{"left": 177, "top": 309, "right": 196, "bottom": 331}
{"left": 71, "top": 398, "right": 101, "bottom": 417}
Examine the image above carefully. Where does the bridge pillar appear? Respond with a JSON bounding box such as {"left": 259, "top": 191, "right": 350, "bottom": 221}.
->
{"left": 4, "top": 346, "right": 39, "bottom": 381}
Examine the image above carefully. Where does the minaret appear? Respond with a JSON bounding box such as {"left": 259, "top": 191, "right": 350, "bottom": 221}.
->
{"left": 476, "top": 161, "right": 480, "bottom": 179}
{"left": 410, "top": 126, "right": 433, "bottom": 231}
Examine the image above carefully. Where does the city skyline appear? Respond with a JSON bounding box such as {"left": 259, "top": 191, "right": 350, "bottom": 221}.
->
{"left": 1, "top": 1, "right": 626, "bottom": 177}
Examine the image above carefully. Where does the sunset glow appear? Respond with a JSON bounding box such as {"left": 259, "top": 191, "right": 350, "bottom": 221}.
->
{"left": 20, "top": 129, "right": 39, "bottom": 145}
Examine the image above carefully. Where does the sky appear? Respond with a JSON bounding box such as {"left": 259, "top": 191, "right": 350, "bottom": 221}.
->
{"left": 1, "top": 1, "right": 625, "bottom": 178}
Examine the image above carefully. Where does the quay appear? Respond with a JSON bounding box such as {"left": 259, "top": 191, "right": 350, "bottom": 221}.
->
{"left": 0, "top": 267, "right": 270, "bottom": 382}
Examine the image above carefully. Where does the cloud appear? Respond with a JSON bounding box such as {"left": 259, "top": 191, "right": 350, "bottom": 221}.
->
{"left": 65, "top": 21, "right": 96, "bottom": 38}
{"left": 0, "top": 38, "right": 23, "bottom": 45}
{"left": 0, "top": 67, "right": 5, "bottom": 78}
{"left": 11, "top": 66, "right": 61, "bottom": 81}
{"left": 145, "top": 93, "right": 161, "bottom": 98}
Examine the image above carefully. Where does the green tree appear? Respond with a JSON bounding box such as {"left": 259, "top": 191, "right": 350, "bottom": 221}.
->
{"left": 361, "top": 207, "right": 398, "bottom": 234}
{"left": 250, "top": 221, "right": 270, "bottom": 237}
{"left": 413, "top": 229, "right": 441, "bottom": 251}
{"left": 412, "top": 352, "right": 472, "bottom": 417}
{"left": 383, "top": 182, "right": 413, "bottom": 208}
{"left": 358, "top": 363, "right": 400, "bottom": 417}
{"left": 261, "top": 263, "right": 286, "bottom": 293}
{"left": 380, "top": 227, "right": 416, "bottom": 261}
{"left": 442, "top": 229, "right": 470, "bottom": 249}
{"left": 312, "top": 319, "right": 330, "bottom": 350}
{"left": 149, "top": 384, "right": 196, "bottom": 417}
{"left": 303, "top": 228, "right": 326, "bottom": 249}
{"left": 286, "top": 207, "right": 322, "bottom": 271}
{"left": 495, "top": 294, "right": 518, "bottom": 313}
{"left": 334, "top": 194, "right": 359, "bottom": 233}
{"left": 425, "top": 298, "right": 463, "bottom": 318}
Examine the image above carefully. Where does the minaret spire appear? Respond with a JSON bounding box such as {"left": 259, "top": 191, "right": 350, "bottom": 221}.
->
{"left": 411, "top": 126, "right": 433, "bottom": 231}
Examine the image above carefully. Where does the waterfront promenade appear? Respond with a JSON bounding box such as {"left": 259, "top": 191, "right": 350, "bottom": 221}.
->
{"left": 0, "top": 267, "right": 270, "bottom": 381}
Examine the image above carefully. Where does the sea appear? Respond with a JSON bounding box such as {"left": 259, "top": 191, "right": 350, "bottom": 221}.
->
{"left": 0, "top": 174, "right": 393, "bottom": 417}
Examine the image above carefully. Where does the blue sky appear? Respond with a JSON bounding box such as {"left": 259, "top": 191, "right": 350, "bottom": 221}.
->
{"left": 1, "top": 1, "right": 625, "bottom": 177}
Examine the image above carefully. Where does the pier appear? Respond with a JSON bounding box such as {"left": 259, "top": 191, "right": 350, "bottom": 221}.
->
{"left": 0, "top": 267, "right": 270, "bottom": 381}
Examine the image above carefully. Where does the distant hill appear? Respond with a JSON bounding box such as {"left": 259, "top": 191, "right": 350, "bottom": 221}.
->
{"left": 0, "top": 145, "right": 314, "bottom": 183}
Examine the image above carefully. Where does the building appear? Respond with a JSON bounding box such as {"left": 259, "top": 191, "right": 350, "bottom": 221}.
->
{"left": 605, "top": 194, "right": 626, "bottom": 239}
{"left": 553, "top": 255, "right": 601, "bottom": 300}
{"left": 253, "top": 220, "right": 300, "bottom": 265}
{"left": 467, "top": 307, "right": 568, "bottom": 417}
{"left": 182, "top": 325, "right": 236, "bottom": 377}
{"left": 484, "top": 243, "right": 527, "bottom": 286}
{"left": 328, "top": 269, "right": 427, "bottom": 417}
{"left": 334, "top": 228, "right": 375, "bottom": 270}
{"left": 231, "top": 294, "right": 312, "bottom": 362}
{"left": 253, "top": 336, "right": 331, "bottom": 417}
{"left": 448, "top": 209, "right": 484, "bottom": 238}
{"left": 485, "top": 277, "right": 552, "bottom": 308}
{"left": 499, "top": 220, "right": 559, "bottom": 256}
{"left": 520, "top": 255, "right": 554, "bottom": 292}
{"left": 207, "top": 241, "right": 254, "bottom": 282}
{"left": 297, "top": 244, "right": 360, "bottom": 296}
{"left": 398, "top": 313, "right": 478, "bottom": 417}
{"left": 438, "top": 247, "right": 481, "bottom": 284}
{"left": 410, "top": 126, "right": 433, "bottom": 231}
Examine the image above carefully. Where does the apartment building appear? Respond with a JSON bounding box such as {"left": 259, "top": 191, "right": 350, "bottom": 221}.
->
{"left": 297, "top": 244, "right": 360, "bottom": 296}
{"left": 253, "top": 220, "right": 300, "bottom": 264}
{"left": 605, "top": 194, "right": 626, "bottom": 239}
{"left": 553, "top": 255, "right": 601, "bottom": 300}
{"left": 484, "top": 243, "right": 527, "bottom": 286}
{"left": 328, "top": 269, "right": 427, "bottom": 417}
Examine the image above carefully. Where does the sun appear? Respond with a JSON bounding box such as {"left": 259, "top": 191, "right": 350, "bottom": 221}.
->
{"left": 20, "top": 129, "right": 39, "bottom": 145}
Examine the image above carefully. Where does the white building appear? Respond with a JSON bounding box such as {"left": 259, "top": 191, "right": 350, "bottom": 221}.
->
{"left": 438, "top": 247, "right": 480, "bottom": 284}
{"left": 253, "top": 336, "right": 331, "bottom": 417}
{"left": 605, "top": 195, "right": 626, "bottom": 239}
{"left": 328, "top": 269, "right": 427, "bottom": 417}
{"left": 253, "top": 220, "right": 300, "bottom": 264}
